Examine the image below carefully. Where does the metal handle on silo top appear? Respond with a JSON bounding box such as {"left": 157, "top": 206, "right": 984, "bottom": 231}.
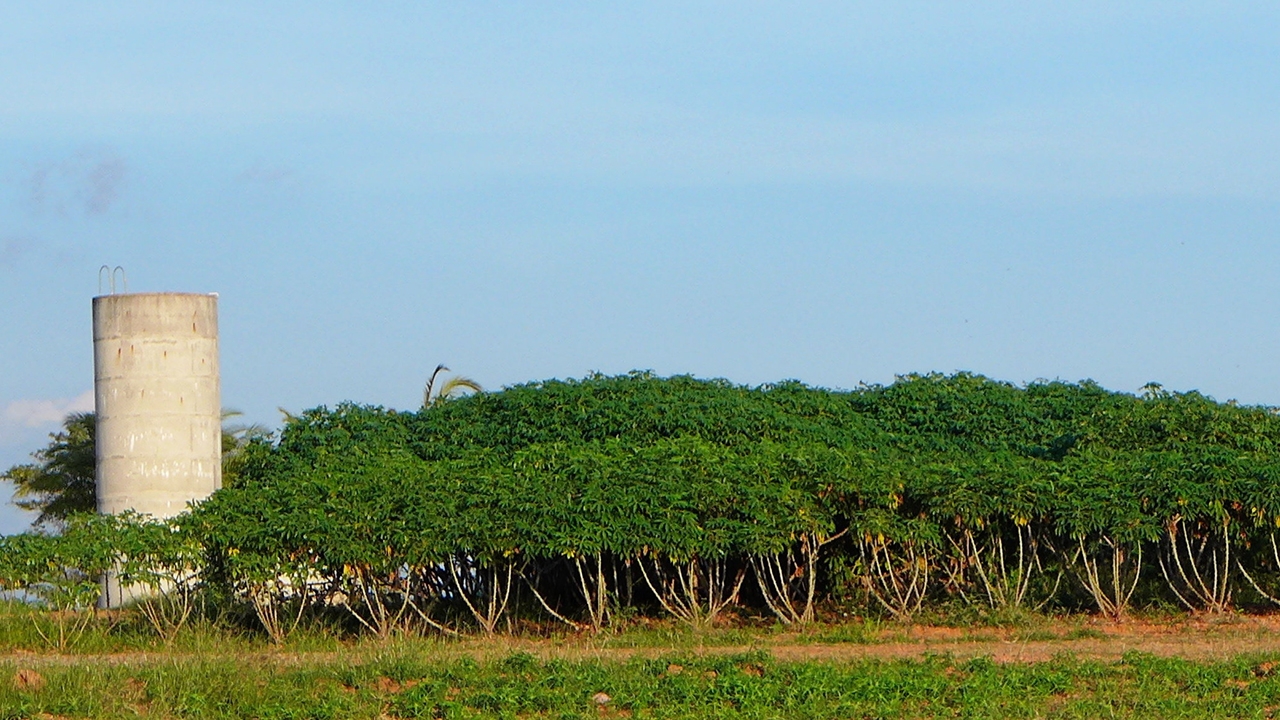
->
{"left": 98, "top": 265, "right": 127, "bottom": 294}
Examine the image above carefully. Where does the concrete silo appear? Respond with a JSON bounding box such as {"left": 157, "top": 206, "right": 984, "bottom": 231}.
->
{"left": 92, "top": 292, "right": 221, "bottom": 607}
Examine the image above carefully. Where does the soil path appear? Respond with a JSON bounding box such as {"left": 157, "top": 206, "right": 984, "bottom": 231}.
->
{"left": 6, "top": 617, "right": 1280, "bottom": 665}
{"left": 512, "top": 617, "right": 1280, "bottom": 663}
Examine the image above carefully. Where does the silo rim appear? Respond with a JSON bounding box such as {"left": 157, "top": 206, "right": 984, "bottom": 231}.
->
{"left": 92, "top": 292, "right": 219, "bottom": 301}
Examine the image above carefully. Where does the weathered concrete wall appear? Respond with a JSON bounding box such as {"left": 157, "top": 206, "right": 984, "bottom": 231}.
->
{"left": 92, "top": 292, "right": 220, "bottom": 607}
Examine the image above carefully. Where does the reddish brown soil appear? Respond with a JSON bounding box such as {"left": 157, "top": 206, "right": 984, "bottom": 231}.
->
{"left": 7, "top": 616, "right": 1280, "bottom": 665}
{"left": 431, "top": 614, "right": 1280, "bottom": 663}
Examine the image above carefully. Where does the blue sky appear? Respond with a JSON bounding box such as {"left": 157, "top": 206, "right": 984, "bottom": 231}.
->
{"left": 2, "top": 3, "right": 1278, "bottom": 532}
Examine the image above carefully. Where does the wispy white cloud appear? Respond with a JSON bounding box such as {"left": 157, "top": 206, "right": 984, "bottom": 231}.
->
{"left": 0, "top": 390, "right": 93, "bottom": 433}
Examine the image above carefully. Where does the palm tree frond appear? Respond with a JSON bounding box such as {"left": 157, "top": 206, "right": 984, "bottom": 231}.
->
{"left": 423, "top": 365, "right": 482, "bottom": 408}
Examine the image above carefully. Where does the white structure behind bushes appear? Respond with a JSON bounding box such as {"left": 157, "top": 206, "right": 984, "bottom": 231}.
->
{"left": 92, "top": 292, "right": 221, "bottom": 607}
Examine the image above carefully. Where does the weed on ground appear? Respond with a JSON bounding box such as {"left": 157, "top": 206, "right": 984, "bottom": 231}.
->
{"left": 7, "top": 650, "right": 1280, "bottom": 718}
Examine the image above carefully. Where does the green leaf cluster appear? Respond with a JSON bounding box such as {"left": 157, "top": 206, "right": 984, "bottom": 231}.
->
{"left": 12, "top": 371, "right": 1280, "bottom": 630}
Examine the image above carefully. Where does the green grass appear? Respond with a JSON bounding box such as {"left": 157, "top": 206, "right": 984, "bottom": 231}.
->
{"left": 0, "top": 600, "right": 352, "bottom": 655}
{"left": 592, "top": 621, "right": 779, "bottom": 650}
{"left": 0, "top": 602, "right": 889, "bottom": 654}
{"left": 790, "top": 617, "right": 886, "bottom": 645}
{"left": 392, "top": 652, "right": 1280, "bottom": 719}
{"left": 5, "top": 650, "right": 1280, "bottom": 718}
{"left": 8, "top": 602, "right": 1280, "bottom": 718}
{"left": 0, "top": 599, "right": 1264, "bottom": 658}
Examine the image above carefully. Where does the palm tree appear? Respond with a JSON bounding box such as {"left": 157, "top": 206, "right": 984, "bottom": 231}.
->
{"left": 4, "top": 412, "right": 96, "bottom": 530}
{"left": 4, "top": 410, "right": 264, "bottom": 530}
{"left": 220, "top": 410, "right": 271, "bottom": 488}
{"left": 422, "top": 364, "right": 482, "bottom": 409}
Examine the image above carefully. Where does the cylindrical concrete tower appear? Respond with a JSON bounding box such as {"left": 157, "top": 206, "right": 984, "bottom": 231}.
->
{"left": 93, "top": 292, "right": 221, "bottom": 606}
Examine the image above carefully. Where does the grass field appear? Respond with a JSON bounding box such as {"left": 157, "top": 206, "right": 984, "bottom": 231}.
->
{"left": 7, "top": 648, "right": 1280, "bottom": 718}
{"left": 6, "top": 604, "right": 1280, "bottom": 718}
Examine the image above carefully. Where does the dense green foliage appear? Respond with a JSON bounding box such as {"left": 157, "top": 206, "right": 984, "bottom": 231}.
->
{"left": 9, "top": 371, "right": 1280, "bottom": 637}
{"left": 186, "top": 372, "right": 1280, "bottom": 633}
{"left": 2, "top": 410, "right": 262, "bottom": 530}
{"left": 7, "top": 650, "right": 1280, "bottom": 718}
{"left": 2, "top": 412, "right": 96, "bottom": 529}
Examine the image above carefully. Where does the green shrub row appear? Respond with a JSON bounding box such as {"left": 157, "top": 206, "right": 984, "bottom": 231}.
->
{"left": 7, "top": 372, "right": 1280, "bottom": 638}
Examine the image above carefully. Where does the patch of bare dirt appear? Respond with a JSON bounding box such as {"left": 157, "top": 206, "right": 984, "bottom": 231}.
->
{"left": 12, "top": 667, "right": 46, "bottom": 690}
{"left": 6, "top": 616, "right": 1280, "bottom": 666}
